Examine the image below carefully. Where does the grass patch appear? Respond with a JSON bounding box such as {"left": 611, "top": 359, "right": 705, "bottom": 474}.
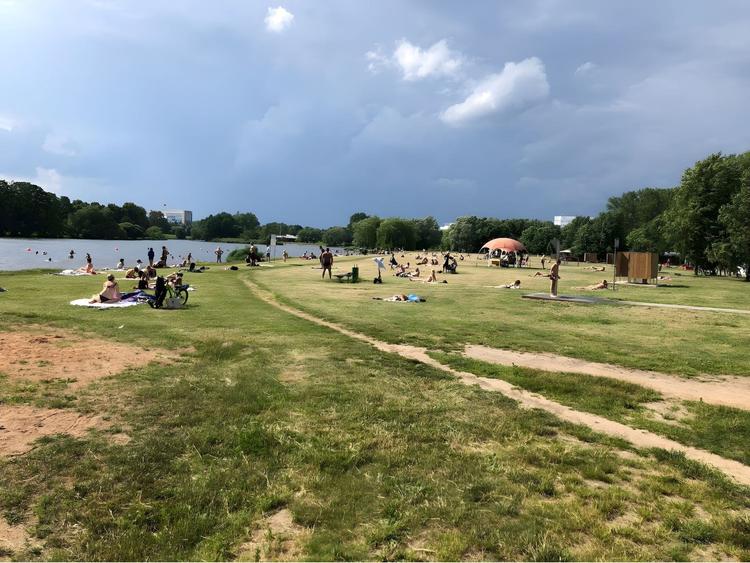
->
{"left": 0, "top": 265, "right": 748, "bottom": 560}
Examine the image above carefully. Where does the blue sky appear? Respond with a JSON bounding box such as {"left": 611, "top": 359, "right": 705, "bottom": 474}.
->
{"left": 1, "top": 1, "right": 749, "bottom": 226}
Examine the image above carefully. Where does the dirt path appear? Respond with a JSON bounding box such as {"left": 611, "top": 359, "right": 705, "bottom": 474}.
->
{"left": 617, "top": 299, "right": 750, "bottom": 315}
{"left": 463, "top": 345, "right": 750, "bottom": 411}
{"left": 243, "top": 278, "right": 750, "bottom": 487}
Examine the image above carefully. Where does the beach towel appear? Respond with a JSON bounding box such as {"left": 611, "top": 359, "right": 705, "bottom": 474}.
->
{"left": 55, "top": 269, "right": 96, "bottom": 276}
{"left": 70, "top": 299, "right": 141, "bottom": 309}
{"left": 70, "top": 289, "right": 152, "bottom": 308}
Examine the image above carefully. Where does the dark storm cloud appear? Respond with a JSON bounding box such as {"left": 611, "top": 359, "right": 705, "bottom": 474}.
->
{"left": 0, "top": 0, "right": 748, "bottom": 225}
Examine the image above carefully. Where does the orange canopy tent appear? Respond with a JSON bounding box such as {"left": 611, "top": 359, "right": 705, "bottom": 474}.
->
{"left": 479, "top": 238, "right": 526, "bottom": 253}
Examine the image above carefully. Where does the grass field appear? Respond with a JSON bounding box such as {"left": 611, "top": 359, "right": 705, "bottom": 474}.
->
{"left": 0, "top": 257, "right": 749, "bottom": 561}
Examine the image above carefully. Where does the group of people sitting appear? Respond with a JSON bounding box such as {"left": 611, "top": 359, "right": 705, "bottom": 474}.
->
{"left": 89, "top": 269, "right": 186, "bottom": 304}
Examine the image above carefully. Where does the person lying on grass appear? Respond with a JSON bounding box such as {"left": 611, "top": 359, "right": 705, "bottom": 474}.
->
{"left": 372, "top": 294, "right": 426, "bottom": 302}
{"left": 501, "top": 280, "right": 522, "bottom": 289}
{"left": 574, "top": 279, "right": 609, "bottom": 290}
{"left": 409, "top": 269, "right": 447, "bottom": 283}
{"left": 90, "top": 274, "right": 121, "bottom": 303}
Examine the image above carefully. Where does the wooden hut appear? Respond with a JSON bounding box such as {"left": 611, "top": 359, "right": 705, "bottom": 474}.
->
{"left": 615, "top": 252, "right": 658, "bottom": 284}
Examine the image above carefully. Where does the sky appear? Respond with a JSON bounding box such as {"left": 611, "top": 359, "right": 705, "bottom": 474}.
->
{"left": 1, "top": 0, "right": 749, "bottom": 226}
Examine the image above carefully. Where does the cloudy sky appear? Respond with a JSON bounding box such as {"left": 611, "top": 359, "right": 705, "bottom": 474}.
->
{"left": 1, "top": 1, "right": 749, "bottom": 226}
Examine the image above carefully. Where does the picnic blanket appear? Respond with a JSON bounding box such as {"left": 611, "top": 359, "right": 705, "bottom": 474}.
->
{"left": 70, "top": 298, "right": 141, "bottom": 309}
{"left": 70, "top": 290, "right": 152, "bottom": 308}
{"left": 55, "top": 269, "right": 96, "bottom": 276}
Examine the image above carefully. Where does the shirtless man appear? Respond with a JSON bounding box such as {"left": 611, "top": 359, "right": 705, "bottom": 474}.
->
{"left": 550, "top": 258, "right": 561, "bottom": 297}
{"left": 321, "top": 247, "right": 333, "bottom": 279}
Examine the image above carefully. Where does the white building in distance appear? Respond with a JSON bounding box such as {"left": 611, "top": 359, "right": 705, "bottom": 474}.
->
{"left": 163, "top": 210, "right": 193, "bottom": 225}
{"left": 554, "top": 215, "right": 576, "bottom": 227}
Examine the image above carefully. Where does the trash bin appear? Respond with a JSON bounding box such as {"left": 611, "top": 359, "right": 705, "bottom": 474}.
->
{"left": 351, "top": 266, "right": 359, "bottom": 283}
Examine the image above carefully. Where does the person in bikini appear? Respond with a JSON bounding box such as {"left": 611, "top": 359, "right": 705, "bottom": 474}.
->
{"left": 90, "top": 274, "right": 121, "bottom": 303}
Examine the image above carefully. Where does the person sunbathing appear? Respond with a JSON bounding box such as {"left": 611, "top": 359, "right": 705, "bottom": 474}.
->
{"left": 575, "top": 279, "right": 609, "bottom": 290}
{"left": 76, "top": 261, "right": 97, "bottom": 275}
{"left": 587, "top": 266, "right": 606, "bottom": 272}
{"left": 125, "top": 266, "right": 141, "bottom": 279}
{"left": 384, "top": 294, "right": 409, "bottom": 301}
{"left": 502, "top": 280, "right": 522, "bottom": 289}
{"left": 90, "top": 274, "right": 121, "bottom": 303}
{"left": 532, "top": 271, "right": 550, "bottom": 277}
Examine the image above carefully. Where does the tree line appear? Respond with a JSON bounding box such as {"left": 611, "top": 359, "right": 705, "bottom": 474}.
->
{"left": 0, "top": 181, "right": 183, "bottom": 240}
{"left": 2, "top": 150, "right": 748, "bottom": 277}
{"left": 442, "top": 151, "right": 750, "bottom": 278}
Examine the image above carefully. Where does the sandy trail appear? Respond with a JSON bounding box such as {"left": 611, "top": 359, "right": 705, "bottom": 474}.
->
{"left": 464, "top": 345, "right": 750, "bottom": 411}
{"left": 243, "top": 278, "right": 750, "bottom": 487}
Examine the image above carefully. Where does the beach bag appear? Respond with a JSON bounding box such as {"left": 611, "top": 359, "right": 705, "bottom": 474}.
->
{"left": 164, "top": 296, "right": 182, "bottom": 309}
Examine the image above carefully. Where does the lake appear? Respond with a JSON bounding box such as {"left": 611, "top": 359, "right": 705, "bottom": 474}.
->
{"left": 0, "top": 238, "right": 347, "bottom": 271}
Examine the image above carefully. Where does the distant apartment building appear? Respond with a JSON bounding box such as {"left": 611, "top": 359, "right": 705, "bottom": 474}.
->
{"left": 163, "top": 210, "right": 193, "bottom": 225}
{"left": 554, "top": 215, "right": 576, "bottom": 228}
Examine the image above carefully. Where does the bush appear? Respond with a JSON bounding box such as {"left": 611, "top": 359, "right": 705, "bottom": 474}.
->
{"left": 144, "top": 226, "right": 166, "bottom": 240}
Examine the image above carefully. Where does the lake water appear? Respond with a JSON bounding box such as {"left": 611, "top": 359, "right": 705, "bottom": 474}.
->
{"left": 0, "top": 238, "right": 346, "bottom": 271}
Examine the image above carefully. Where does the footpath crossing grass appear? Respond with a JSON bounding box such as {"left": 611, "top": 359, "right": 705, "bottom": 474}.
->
{"left": 0, "top": 265, "right": 749, "bottom": 560}
{"left": 259, "top": 255, "right": 750, "bottom": 377}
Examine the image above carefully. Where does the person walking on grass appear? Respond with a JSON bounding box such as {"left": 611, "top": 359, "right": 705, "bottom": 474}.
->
{"left": 550, "top": 258, "right": 561, "bottom": 297}
{"left": 321, "top": 247, "right": 333, "bottom": 279}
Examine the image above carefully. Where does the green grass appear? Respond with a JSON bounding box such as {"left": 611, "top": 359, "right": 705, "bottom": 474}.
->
{"left": 0, "top": 265, "right": 749, "bottom": 560}
{"left": 431, "top": 353, "right": 750, "bottom": 466}
{"left": 254, "top": 255, "right": 750, "bottom": 377}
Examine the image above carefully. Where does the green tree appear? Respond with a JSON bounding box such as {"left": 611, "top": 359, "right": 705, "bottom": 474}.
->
{"left": 234, "top": 213, "right": 260, "bottom": 239}
{"left": 376, "top": 218, "right": 416, "bottom": 250}
{"left": 118, "top": 222, "right": 145, "bottom": 239}
{"left": 322, "top": 226, "right": 352, "bottom": 246}
{"left": 412, "top": 216, "right": 442, "bottom": 249}
{"left": 144, "top": 226, "right": 166, "bottom": 239}
{"left": 296, "top": 227, "right": 324, "bottom": 243}
{"left": 352, "top": 216, "right": 380, "bottom": 248}
{"left": 714, "top": 184, "right": 750, "bottom": 280}
{"left": 120, "top": 202, "right": 149, "bottom": 229}
{"left": 148, "top": 211, "right": 172, "bottom": 232}
{"left": 348, "top": 212, "right": 369, "bottom": 229}
{"left": 664, "top": 152, "right": 747, "bottom": 271}
{"left": 69, "top": 205, "right": 123, "bottom": 239}
{"left": 520, "top": 222, "right": 561, "bottom": 254}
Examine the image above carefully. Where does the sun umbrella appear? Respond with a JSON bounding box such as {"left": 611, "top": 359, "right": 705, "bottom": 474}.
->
{"left": 479, "top": 238, "right": 526, "bottom": 253}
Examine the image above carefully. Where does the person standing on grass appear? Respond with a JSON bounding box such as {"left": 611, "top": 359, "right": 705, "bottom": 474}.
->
{"left": 321, "top": 247, "right": 333, "bottom": 279}
{"left": 215, "top": 246, "right": 223, "bottom": 263}
{"left": 148, "top": 247, "right": 155, "bottom": 266}
{"left": 550, "top": 258, "right": 561, "bottom": 297}
{"left": 541, "top": 255, "right": 546, "bottom": 270}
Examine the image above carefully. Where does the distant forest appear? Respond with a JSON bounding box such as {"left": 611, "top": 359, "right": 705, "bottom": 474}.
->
{"left": 1, "top": 150, "right": 749, "bottom": 277}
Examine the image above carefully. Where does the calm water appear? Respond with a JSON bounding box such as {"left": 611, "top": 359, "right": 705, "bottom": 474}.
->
{"left": 0, "top": 238, "right": 346, "bottom": 271}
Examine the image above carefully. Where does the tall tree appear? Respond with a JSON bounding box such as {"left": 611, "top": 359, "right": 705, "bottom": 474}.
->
{"left": 352, "top": 216, "right": 380, "bottom": 248}
{"left": 664, "top": 153, "right": 745, "bottom": 271}
{"left": 376, "top": 218, "right": 416, "bottom": 250}
{"left": 713, "top": 184, "right": 750, "bottom": 280}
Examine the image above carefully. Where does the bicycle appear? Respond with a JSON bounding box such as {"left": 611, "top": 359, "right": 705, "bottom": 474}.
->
{"left": 168, "top": 283, "right": 190, "bottom": 306}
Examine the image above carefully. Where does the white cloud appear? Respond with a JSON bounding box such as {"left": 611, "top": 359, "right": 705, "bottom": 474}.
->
{"left": 365, "top": 48, "right": 389, "bottom": 74}
{"left": 42, "top": 133, "right": 77, "bottom": 156}
{"left": 440, "top": 57, "right": 549, "bottom": 126}
{"left": 393, "top": 39, "right": 462, "bottom": 81}
{"left": 4, "top": 167, "right": 64, "bottom": 193}
{"left": 264, "top": 6, "right": 294, "bottom": 33}
{"left": 34, "top": 167, "right": 63, "bottom": 192}
{"left": 574, "top": 61, "right": 596, "bottom": 76}
{"left": 0, "top": 114, "right": 17, "bottom": 132}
